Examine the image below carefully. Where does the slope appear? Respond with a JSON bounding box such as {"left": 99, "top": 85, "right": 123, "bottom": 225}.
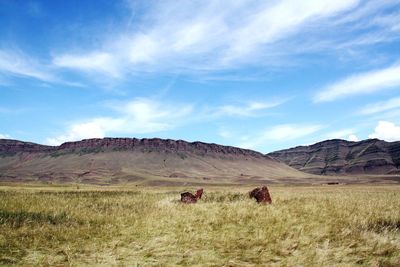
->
{"left": 268, "top": 139, "right": 400, "bottom": 175}
{"left": 0, "top": 138, "right": 316, "bottom": 185}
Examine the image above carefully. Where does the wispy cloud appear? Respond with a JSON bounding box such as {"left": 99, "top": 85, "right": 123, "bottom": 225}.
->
{"left": 358, "top": 96, "right": 400, "bottom": 115}
{"left": 53, "top": 52, "right": 121, "bottom": 78}
{"left": 52, "top": 0, "right": 380, "bottom": 78}
{"left": 214, "top": 99, "right": 286, "bottom": 117}
{"left": 368, "top": 10, "right": 400, "bottom": 32}
{"left": 368, "top": 121, "right": 400, "bottom": 141}
{"left": 0, "top": 49, "right": 85, "bottom": 87}
{"left": 314, "top": 63, "right": 400, "bottom": 102}
{"left": 335, "top": 0, "right": 400, "bottom": 26}
{"left": 0, "top": 50, "right": 55, "bottom": 82}
{"left": 238, "top": 123, "right": 322, "bottom": 149}
{"left": 3, "top": 1, "right": 399, "bottom": 84}
{"left": 45, "top": 96, "right": 289, "bottom": 145}
{"left": 45, "top": 97, "right": 193, "bottom": 145}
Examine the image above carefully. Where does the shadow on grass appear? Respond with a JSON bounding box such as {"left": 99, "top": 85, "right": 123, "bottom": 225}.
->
{"left": 367, "top": 218, "right": 400, "bottom": 232}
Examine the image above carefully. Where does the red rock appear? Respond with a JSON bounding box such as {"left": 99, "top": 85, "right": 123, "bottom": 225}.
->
{"left": 0, "top": 139, "right": 55, "bottom": 153}
{"left": 181, "top": 188, "right": 203, "bottom": 203}
{"left": 1, "top": 138, "right": 272, "bottom": 159}
{"left": 249, "top": 186, "right": 272, "bottom": 204}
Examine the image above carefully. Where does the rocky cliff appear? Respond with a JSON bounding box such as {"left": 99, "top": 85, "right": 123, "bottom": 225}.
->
{"left": 0, "top": 137, "right": 268, "bottom": 158}
{"left": 268, "top": 139, "right": 400, "bottom": 175}
{"left": 2, "top": 137, "right": 399, "bottom": 184}
{"left": 56, "top": 138, "right": 268, "bottom": 158}
{"left": 0, "top": 137, "right": 308, "bottom": 185}
{"left": 0, "top": 139, "right": 55, "bottom": 154}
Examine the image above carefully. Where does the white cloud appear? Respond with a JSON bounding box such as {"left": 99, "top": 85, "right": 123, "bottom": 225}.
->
{"left": 348, "top": 134, "right": 359, "bottom": 142}
{"left": 53, "top": 52, "right": 120, "bottom": 78}
{"left": 52, "top": 0, "right": 369, "bottom": 77}
{"left": 110, "top": 97, "right": 193, "bottom": 133}
{"left": 0, "top": 49, "right": 85, "bottom": 87}
{"left": 264, "top": 124, "right": 322, "bottom": 140}
{"left": 325, "top": 128, "right": 359, "bottom": 141}
{"left": 239, "top": 123, "right": 322, "bottom": 149}
{"left": 45, "top": 97, "right": 288, "bottom": 146}
{"left": 0, "top": 133, "right": 11, "bottom": 139}
{"left": 0, "top": 50, "right": 54, "bottom": 82}
{"left": 2, "top": 1, "right": 399, "bottom": 83}
{"left": 358, "top": 96, "right": 400, "bottom": 115}
{"left": 224, "top": 0, "right": 360, "bottom": 62}
{"left": 335, "top": 0, "right": 400, "bottom": 26}
{"left": 45, "top": 98, "right": 193, "bottom": 145}
{"left": 368, "top": 121, "right": 400, "bottom": 141}
{"left": 369, "top": 12, "right": 400, "bottom": 32}
{"left": 45, "top": 118, "right": 120, "bottom": 146}
{"left": 314, "top": 63, "right": 400, "bottom": 102}
{"left": 215, "top": 100, "right": 285, "bottom": 117}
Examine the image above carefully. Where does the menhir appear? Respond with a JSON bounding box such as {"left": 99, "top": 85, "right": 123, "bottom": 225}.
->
{"left": 181, "top": 188, "right": 203, "bottom": 203}
{"left": 249, "top": 186, "right": 272, "bottom": 204}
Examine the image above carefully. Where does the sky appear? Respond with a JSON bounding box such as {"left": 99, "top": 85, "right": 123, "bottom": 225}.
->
{"left": 1, "top": 0, "right": 400, "bottom": 153}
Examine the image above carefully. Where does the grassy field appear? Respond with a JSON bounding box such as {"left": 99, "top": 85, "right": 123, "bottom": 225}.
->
{"left": 0, "top": 184, "right": 399, "bottom": 266}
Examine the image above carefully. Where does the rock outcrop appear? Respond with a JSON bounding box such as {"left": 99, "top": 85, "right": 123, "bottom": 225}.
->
{"left": 181, "top": 188, "right": 203, "bottom": 203}
{"left": 0, "top": 139, "right": 55, "bottom": 154}
{"left": 0, "top": 137, "right": 307, "bottom": 185}
{"left": 249, "top": 186, "right": 272, "bottom": 203}
{"left": 0, "top": 138, "right": 269, "bottom": 159}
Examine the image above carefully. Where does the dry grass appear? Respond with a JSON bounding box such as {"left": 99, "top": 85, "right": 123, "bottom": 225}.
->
{"left": 0, "top": 184, "right": 399, "bottom": 266}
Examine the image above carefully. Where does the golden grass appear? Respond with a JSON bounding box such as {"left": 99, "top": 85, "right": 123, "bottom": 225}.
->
{"left": 0, "top": 184, "right": 399, "bottom": 266}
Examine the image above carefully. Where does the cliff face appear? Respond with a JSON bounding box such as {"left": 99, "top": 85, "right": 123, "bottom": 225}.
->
{"left": 268, "top": 139, "right": 400, "bottom": 175}
{"left": 0, "top": 137, "right": 267, "bottom": 159}
{"left": 0, "top": 139, "right": 55, "bottom": 154}
{"left": 56, "top": 138, "right": 268, "bottom": 158}
{"left": 2, "top": 137, "right": 399, "bottom": 184}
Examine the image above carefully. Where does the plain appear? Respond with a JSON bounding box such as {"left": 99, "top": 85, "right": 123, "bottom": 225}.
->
{"left": 0, "top": 184, "right": 399, "bottom": 266}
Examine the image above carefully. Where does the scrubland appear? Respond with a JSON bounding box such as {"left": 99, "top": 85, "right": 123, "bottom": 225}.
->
{"left": 0, "top": 184, "right": 399, "bottom": 266}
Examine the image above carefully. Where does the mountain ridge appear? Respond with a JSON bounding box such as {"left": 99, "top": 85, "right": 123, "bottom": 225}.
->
{"left": 268, "top": 138, "right": 400, "bottom": 175}
{"left": 0, "top": 137, "right": 304, "bottom": 185}
{"left": 0, "top": 137, "right": 270, "bottom": 159}
{"left": 1, "top": 137, "right": 400, "bottom": 185}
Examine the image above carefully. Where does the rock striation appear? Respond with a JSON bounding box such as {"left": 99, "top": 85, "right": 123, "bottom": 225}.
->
{"left": 0, "top": 139, "right": 55, "bottom": 154}
{"left": 268, "top": 139, "right": 400, "bottom": 175}
{"left": 57, "top": 138, "right": 268, "bottom": 158}
{"left": 0, "top": 137, "right": 311, "bottom": 185}
{"left": 0, "top": 137, "right": 269, "bottom": 159}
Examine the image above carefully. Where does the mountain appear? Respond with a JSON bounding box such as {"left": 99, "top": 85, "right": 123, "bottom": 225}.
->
{"left": 0, "top": 138, "right": 316, "bottom": 185}
{"left": 268, "top": 139, "right": 400, "bottom": 175}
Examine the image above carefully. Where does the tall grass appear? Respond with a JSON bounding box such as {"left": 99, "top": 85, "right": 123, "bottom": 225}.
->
{"left": 0, "top": 185, "right": 399, "bottom": 266}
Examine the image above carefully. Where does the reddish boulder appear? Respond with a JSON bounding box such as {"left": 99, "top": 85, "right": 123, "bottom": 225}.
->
{"left": 181, "top": 188, "right": 203, "bottom": 203}
{"left": 249, "top": 186, "right": 272, "bottom": 204}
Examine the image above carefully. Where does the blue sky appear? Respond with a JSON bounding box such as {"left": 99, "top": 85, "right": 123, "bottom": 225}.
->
{"left": 1, "top": 0, "right": 400, "bottom": 153}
